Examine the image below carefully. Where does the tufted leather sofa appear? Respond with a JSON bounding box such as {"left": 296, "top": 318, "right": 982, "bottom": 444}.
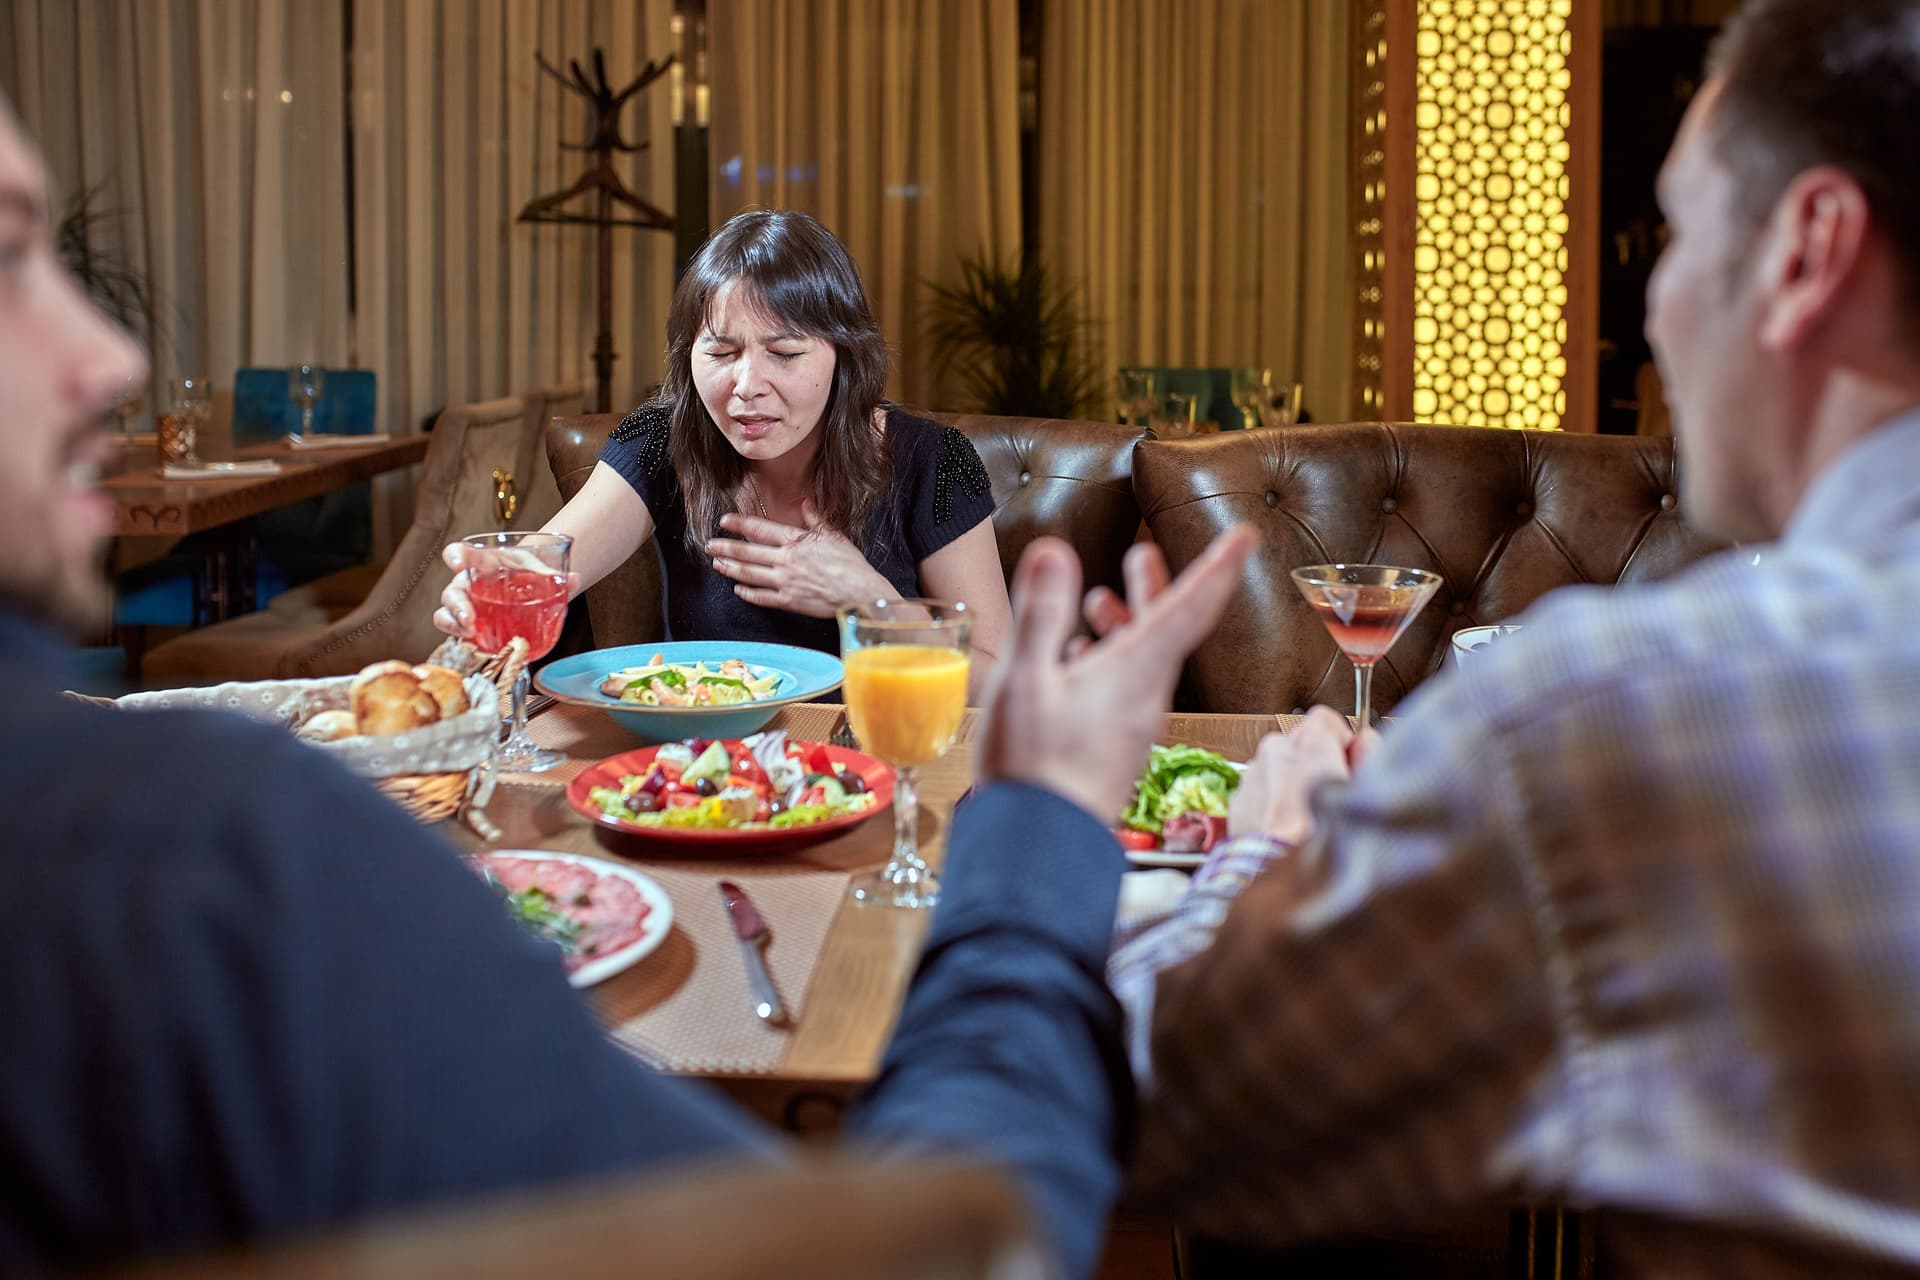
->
{"left": 542, "top": 411, "right": 1149, "bottom": 648}
{"left": 546, "top": 414, "right": 1725, "bottom": 714}
{"left": 1133, "top": 421, "right": 1728, "bottom": 715}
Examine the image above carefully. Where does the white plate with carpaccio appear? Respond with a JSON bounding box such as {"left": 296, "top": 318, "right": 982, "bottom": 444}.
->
{"left": 469, "top": 849, "right": 675, "bottom": 987}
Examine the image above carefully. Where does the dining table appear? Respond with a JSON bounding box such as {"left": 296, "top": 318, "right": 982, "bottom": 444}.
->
{"left": 105, "top": 430, "right": 431, "bottom": 620}
{"left": 458, "top": 699, "right": 1596, "bottom": 1278}
{"left": 460, "top": 699, "right": 1281, "bottom": 1130}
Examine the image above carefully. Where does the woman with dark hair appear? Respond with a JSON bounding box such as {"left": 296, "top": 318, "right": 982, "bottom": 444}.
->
{"left": 434, "top": 210, "right": 1009, "bottom": 678}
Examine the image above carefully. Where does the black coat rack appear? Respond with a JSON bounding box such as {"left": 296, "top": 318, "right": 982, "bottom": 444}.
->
{"left": 518, "top": 49, "right": 676, "bottom": 413}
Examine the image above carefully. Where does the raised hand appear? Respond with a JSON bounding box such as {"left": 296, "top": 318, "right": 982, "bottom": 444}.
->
{"left": 432, "top": 541, "right": 581, "bottom": 638}
{"left": 976, "top": 527, "right": 1257, "bottom": 823}
{"left": 1227, "top": 707, "right": 1360, "bottom": 845}
{"left": 706, "top": 501, "right": 894, "bottom": 617}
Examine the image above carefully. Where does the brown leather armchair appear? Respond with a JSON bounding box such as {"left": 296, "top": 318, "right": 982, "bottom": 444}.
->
{"left": 542, "top": 410, "right": 1148, "bottom": 648}
{"left": 1133, "top": 422, "right": 1729, "bottom": 715}
{"left": 141, "top": 397, "right": 541, "bottom": 686}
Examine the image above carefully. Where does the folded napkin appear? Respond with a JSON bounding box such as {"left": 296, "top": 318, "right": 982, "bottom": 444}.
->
{"left": 285, "top": 432, "right": 390, "bottom": 450}
{"left": 1117, "top": 868, "right": 1191, "bottom": 923}
{"left": 160, "top": 459, "right": 285, "bottom": 479}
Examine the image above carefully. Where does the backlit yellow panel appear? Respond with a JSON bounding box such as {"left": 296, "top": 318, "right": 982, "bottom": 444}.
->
{"left": 1352, "top": 0, "right": 1388, "bottom": 416}
{"left": 1413, "top": 0, "right": 1570, "bottom": 430}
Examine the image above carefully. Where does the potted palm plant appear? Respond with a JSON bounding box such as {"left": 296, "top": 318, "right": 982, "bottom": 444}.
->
{"left": 923, "top": 253, "right": 1102, "bottom": 419}
{"left": 57, "top": 181, "right": 160, "bottom": 360}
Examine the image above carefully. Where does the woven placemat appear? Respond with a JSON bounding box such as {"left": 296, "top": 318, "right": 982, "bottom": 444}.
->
{"left": 588, "top": 857, "right": 848, "bottom": 1075}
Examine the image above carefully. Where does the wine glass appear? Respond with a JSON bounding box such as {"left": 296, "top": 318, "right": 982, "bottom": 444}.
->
{"left": 1117, "top": 369, "right": 1158, "bottom": 426}
{"left": 1262, "top": 380, "right": 1304, "bottom": 427}
{"left": 462, "top": 531, "right": 573, "bottom": 773}
{"left": 289, "top": 362, "right": 326, "bottom": 433}
{"left": 838, "top": 598, "right": 972, "bottom": 909}
{"left": 111, "top": 373, "right": 145, "bottom": 439}
{"left": 158, "top": 375, "right": 210, "bottom": 464}
{"left": 1290, "top": 564, "right": 1443, "bottom": 731}
{"left": 1229, "top": 367, "right": 1270, "bottom": 429}
{"left": 1149, "top": 391, "right": 1197, "bottom": 438}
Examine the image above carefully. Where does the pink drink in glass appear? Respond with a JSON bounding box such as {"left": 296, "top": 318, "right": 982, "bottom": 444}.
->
{"left": 469, "top": 567, "right": 568, "bottom": 660}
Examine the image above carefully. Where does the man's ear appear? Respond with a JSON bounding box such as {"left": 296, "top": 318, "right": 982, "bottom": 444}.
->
{"left": 1756, "top": 166, "right": 1873, "bottom": 352}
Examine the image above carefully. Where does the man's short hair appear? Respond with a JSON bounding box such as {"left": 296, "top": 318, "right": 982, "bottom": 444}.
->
{"left": 1708, "top": 0, "right": 1920, "bottom": 324}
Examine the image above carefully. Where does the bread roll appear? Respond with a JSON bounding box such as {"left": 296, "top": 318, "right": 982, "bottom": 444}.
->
{"left": 295, "top": 709, "right": 359, "bottom": 743}
{"left": 412, "top": 663, "right": 471, "bottom": 718}
{"left": 350, "top": 660, "right": 415, "bottom": 700}
{"left": 354, "top": 671, "right": 442, "bottom": 736}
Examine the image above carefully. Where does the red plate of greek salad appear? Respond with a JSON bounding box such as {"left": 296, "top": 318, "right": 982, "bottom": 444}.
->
{"left": 565, "top": 729, "right": 894, "bottom": 846}
{"left": 1113, "top": 744, "right": 1245, "bottom": 868}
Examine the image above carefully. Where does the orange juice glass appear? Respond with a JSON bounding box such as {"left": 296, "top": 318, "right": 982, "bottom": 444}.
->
{"left": 838, "top": 599, "right": 972, "bottom": 909}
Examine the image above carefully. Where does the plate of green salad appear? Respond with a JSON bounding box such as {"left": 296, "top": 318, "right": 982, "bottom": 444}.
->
{"left": 1113, "top": 744, "right": 1244, "bottom": 868}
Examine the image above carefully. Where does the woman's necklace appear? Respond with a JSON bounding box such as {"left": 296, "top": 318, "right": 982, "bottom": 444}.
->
{"left": 744, "top": 474, "right": 770, "bottom": 520}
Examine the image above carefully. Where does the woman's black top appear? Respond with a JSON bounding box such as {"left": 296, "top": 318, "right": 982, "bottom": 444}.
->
{"left": 598, "top": 403, "right": 997, "bottom": 653}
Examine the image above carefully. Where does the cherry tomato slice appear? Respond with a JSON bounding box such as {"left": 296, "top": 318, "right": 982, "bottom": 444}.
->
{"left": 1113, "top": 827, "right": 1160, "bottom": 852}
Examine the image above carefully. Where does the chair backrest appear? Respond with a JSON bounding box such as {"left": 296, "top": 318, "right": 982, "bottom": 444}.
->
{"left": 105, "top": 1157, "right": 1045, "bottom": 1280}
{"left": 272, "top": 396, "right": 531, "bottom": 675}
{"left": 231, "top": 368, "right": 378, "bottom": 444}
{"left": 922, "top": 411, "right": 1147, "bottom": 597}
{"left": 545, "top": 413, "right": 667, "bottom": 648}
{"left": 543, "top": 410, "right": 1149, "bottom": 648}
{"left": 1132, "top": 421, "right": 1730, "bottom": 714}
{"left": 517, "top": 385, "right": 585, "bottom": 530}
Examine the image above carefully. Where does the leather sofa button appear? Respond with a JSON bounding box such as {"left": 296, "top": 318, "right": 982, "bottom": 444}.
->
{"left": 1264, "top": 491, "right": 1279, "bottom": 509}
{"left": 1660, "top": 493, "right": 1677, "bottom": 511}
{"left": 1449, "top": 600, "right": 1466, "bottom": 616}
{"left": 1515, "top": 501, "right": 1534, "bottom": 518}
{"left": 1381, "top": 497, "right": 1397, "bottom": 513}
{"left": 1018, "top": 470, "right": 1031, "bottom": 485}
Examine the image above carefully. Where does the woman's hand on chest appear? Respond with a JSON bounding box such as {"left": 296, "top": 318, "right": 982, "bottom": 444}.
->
{"left": 706, "top": 501, "right": 896, "bottom": 617}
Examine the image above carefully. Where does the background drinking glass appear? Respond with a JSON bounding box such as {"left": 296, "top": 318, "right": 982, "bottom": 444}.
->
{"left": 1149, "top": 391, "right": 1197, "bottom": 438}
{"left": 157, "top": 375, "right": 209, "bottom": 464}
{"left": 1228, "top": 367, "right": 1271, "bottom": 429}
{"left": 838, "top": 598, "right": 972, "bottom": 910}
{"left": 289, "top": 362, "right": 326, "bottom": 432}
{"left": 111, "top": 373, "right": 145, "bottom": 438}
{"left": 1261, "top": 380, "right": 1305, "bottom": 427}
{"left": 1289, "top": 563, "right": 1442, "bottom": 731}
{"left": 1116, "top": 368, "right": 1158, "bottom": 426}
{"left": 461, "top": 530, "right": 573, "bottom": 773}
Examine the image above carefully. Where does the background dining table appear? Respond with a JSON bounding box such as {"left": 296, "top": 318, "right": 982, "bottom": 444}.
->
{"left": 105, "top": 430, "right": 430, "bottom": 620}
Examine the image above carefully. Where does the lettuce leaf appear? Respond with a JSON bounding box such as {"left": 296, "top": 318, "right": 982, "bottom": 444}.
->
{"left": 1121, "top": 743, "right": 1240, "bottom": 834}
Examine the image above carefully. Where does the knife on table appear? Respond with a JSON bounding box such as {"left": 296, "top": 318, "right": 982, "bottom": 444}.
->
{"left": 717, "top": 880, "right": 791, "bottom": 1028}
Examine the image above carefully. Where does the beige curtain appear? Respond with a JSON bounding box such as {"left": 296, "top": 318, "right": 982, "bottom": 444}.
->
{"left": 1, "top": 0, "right": 352, "bottom": 397}
{"left": 2, "top": 0, "right": 676, "bottom": 547}
{"left": 350, "top": 0, "right": 678, "bottom": 433}
{"left": 1039, "top": 0, "right": 1354, "bottom": 422}
{"left": 709, "top": 0, "right": 1022, "bottom": 409}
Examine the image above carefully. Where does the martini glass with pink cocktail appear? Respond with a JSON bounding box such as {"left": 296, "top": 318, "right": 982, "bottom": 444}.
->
{"left": 462, "top": 531, "right": 572, "bottom": 772}
{"left": 1290, "top": 563, "right": 1443, "bottom": 731}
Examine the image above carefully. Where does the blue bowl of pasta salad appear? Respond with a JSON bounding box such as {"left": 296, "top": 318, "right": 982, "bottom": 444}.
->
{"left": 534, "top": 641, "right": 845, "bottom": 744}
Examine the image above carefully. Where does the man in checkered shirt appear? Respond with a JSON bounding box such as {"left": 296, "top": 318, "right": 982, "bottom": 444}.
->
{"left": 1109, "top": 2, "right": 1920, "bottom": 1274}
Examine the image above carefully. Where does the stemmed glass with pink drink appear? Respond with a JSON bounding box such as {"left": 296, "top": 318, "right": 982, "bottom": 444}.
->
{"left": 1290, "top": 564, "right": 1443, "bottom": 731}
{"left": 462, "top": 531, "right": 572, "bottom": 772}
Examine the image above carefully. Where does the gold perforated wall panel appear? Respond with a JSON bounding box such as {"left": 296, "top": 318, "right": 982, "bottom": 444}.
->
{"left": 1410, "top": 0, "right": 1573, "bottom": 430}
{"left": 1353, "top": 0, "right": 1389, "bottom": 417}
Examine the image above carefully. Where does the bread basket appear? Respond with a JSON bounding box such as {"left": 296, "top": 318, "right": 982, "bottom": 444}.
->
{"left": 99, "top": 639, "right": 528, "bottom": 839}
